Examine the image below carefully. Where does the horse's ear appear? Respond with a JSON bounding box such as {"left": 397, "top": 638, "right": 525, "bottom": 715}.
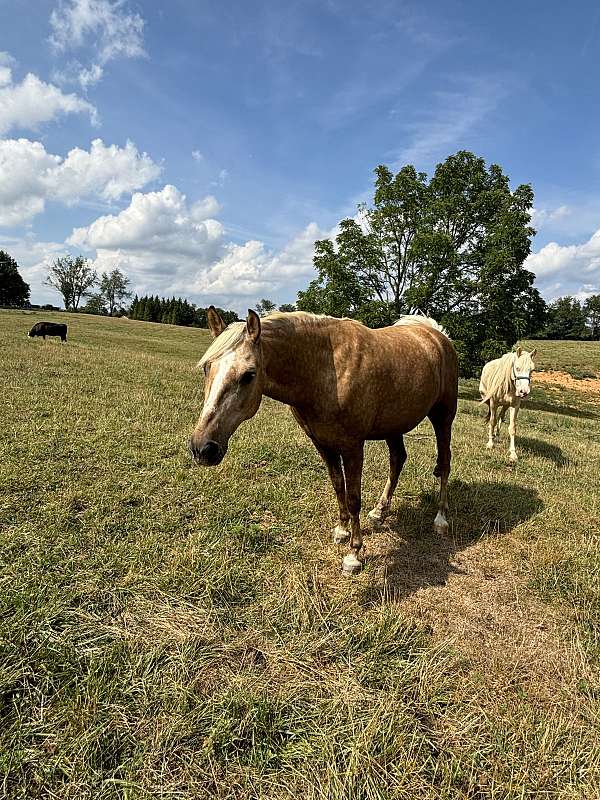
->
{"left": 246, "top": 309, "right": 261, "bottom": 343}
{"left": 530, "top": 348, "right": 537, "bottom": 359}
{"left": 515, "top": 345, "right": 522, "bottom": 357}
{"left": 207, "top": 306, "right": 226, "bottom": 338}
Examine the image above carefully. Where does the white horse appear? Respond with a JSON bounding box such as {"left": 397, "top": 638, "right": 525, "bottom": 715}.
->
{"left": 479, "top": 346, "right": 537, "bottom": 463}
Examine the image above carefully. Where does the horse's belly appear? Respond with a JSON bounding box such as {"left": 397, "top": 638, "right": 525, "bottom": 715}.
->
{"left": 366, "top": 407, "right": 428, "bottom": 439}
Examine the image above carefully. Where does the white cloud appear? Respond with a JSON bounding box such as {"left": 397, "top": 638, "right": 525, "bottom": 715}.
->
{"left": 0, "top": 69, "right": 97, "bottom": 135}
{"left": 394, "top": 76, "right": 509, "bottom": 168}
{"left": 531, "top": 205, "right": 571, "bottom": 228}
{"left": 68, "top": 185, "right": 223, "bottom": 259}
{"left": 78, "top": 63, "right": 104, "bottom": 89}
{"left": 186, "top": 222, "right": 326, "bottom": 299}
{"left": 3, "top": 182, "right": 327, "bottom": 310}
{"left": 0, "top": 138, "right": 161, "bottom": 226}
{"left": 0, "top": 66, "right": 12, "bottom": 87}
{"left": 192, "top": 149, "right": 204, "bottom": 162}
{"left": 61, "top": 184, "right": 326, "bottom": 309}
{"left": 49, "top": 0, "right": 145, "bottom": 88}
{"left": 525, "top": 227, "right": 600, "bottom": 298}
{"left": 210, "top": 168, "right": 229, "bottom": 187}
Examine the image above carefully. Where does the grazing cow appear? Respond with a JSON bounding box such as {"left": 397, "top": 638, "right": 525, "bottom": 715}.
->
{"left": 28, "top": 321, "right": 68, "bottom": 342}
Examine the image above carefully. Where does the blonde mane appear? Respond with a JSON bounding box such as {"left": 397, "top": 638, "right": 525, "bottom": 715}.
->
{"left": 394, "top": 312, "right": 449, "bottom": 338}
{"left": 198, "top": 311, "right": 354, "bottom": 367}
{"left": 199, "top": 310, "right": 449, "bottom": 368}
{"left": 480, "top": 352, "right": 516, "bottom": 403}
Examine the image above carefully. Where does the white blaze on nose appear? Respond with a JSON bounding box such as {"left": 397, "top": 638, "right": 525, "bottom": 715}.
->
{"left": 201, "top": 351, "right": 236, "bottom": 423}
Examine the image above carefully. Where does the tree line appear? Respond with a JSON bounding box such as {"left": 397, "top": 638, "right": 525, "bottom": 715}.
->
{"left": 129, "top": 295, "right": 239, "bottom": 327}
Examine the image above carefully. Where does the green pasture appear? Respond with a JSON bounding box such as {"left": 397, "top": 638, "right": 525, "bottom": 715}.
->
{"left": 0, "top": 310, "right": 598, "bottom": 799}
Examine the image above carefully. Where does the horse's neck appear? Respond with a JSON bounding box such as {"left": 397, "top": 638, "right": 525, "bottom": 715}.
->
{"left": 261, "top": 326, "right": 327, "bottom": 407}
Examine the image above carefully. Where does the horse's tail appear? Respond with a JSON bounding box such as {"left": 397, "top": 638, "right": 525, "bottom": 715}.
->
{"left": 394, "top": 310, "right": 449, "bottom": 338}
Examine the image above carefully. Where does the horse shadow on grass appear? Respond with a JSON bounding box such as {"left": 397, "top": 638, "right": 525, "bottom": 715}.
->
{"left": 359, "top": 479, "right": 543, "bottom": 606}
{"left": 517, "top": 436, "right": 568, "bottom": 467}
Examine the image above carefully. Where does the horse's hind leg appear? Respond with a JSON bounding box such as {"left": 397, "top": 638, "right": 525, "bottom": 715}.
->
{"left": 497, "top": 405, "right": 508, "bottom": 438}
{"left": 429, "top": 403, "right": 454, "bottom": 536}
{"left": 367, "top": 436, "right": 407, "bottom": 527}
{"left": 486, "top": 399, "right": 497, "bottom": 449}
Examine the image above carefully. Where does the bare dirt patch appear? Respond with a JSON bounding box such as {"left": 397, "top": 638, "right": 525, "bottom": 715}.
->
{"left": 536, "top": 369, "right": 600, "bottom": 396}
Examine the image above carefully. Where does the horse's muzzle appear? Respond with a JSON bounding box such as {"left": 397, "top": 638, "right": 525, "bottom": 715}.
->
{"left": 188, "top": 438, "right": 224, "bottom": 466}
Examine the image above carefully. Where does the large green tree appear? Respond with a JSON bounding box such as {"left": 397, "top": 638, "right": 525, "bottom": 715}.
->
{"left": 0, "top": 251, "right": 30, "bottom": 307}
{"left": 298, "top": 151, "right": 544, "bottom": 371}
{"left": 45, "top": 256, "right": 97, "bottom": 311}
{"left": 99, "top": 268, "right": 132, "bottom": 315}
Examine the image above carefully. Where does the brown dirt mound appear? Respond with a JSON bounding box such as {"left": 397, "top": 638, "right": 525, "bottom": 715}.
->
{"left": 535, "top": 370, "right": 600, "bottom": 395}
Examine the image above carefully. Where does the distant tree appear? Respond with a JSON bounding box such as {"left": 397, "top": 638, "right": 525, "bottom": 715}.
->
{"left": 0, "top": 251, "right": 30, "bottom": 307}
{"left": 278, "top": 303, "right": 296, "bottom": 312}
{"left": 99, "top": 268, "right": 132, "bottom": 315}
{"left": 255, "top": 298, "right": 277, "bottom": 317}
{"left": 81, "top": 294, "right": 108, "bottom": 315}
{"left": 584, "top": 294, "right": 600, "bottom": 339}
{"left": 45, "top": 255, "right": 97, "bottom": 311}
{"left": 544, "top": 297, "right": 588, "bottom": 339}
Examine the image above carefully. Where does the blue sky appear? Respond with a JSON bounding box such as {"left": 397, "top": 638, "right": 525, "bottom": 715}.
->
{"left": 1, "top": 0, "right": 599, "bottom": 311}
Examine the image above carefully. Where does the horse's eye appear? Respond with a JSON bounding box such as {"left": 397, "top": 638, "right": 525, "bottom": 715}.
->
{"left": 240, "top": 370, "right": 256, "bottom": 385}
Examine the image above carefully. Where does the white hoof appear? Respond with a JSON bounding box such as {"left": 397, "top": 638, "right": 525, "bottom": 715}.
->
{"left": 509, "top": 453, "right": 517, "bottom": 464}
{"left": 342, "top": 554, "right": 362, "bottom": 576}
{"left": 486, "top": 441, "right": 494, "bottom": 450}
{"left": 433, "top": 512, "right": 449, "bottom": 536}
{"left": 367, "top": 508, "right": 386, "bottom": 528}
{"left": 333, "top": 525, "right": 350, "bottom": 544}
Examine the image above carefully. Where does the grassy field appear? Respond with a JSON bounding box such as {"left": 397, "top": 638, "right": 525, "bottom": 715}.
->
{"left": 1, "top": 310, "right": 599, "bottom": 799}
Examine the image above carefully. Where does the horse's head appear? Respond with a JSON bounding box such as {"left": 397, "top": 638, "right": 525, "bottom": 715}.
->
{"left": 513, "top": 346, "right": 537, "bottom": 398}
{"left": 189, "top": 306, "right": 263, "bottom": 466}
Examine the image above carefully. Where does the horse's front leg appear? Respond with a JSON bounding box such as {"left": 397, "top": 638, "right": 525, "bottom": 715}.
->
{"left": 508, "top": 402, "right": 520, "bottom": 463}
{"left": 314, "top": 444, "right": 350, "bottom": 544}
{"left": 340, "top": 446, "right": 364, "bottom": 575}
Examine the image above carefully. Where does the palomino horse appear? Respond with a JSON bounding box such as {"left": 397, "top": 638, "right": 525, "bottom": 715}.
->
{"left": 189, "top": 308, "right": 458, "bottom": 575}
{"left": 479, "top": 346, "right": 537, "bottom": 463}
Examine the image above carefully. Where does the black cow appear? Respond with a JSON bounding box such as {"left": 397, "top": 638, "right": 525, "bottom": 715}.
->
{"left": 28, "top": 321, "right": 68, "bottom": 342}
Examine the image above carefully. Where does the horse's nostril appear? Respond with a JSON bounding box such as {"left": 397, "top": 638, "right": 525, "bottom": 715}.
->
{"left": 200, "top": 441, "right": 219, "bottom": 460}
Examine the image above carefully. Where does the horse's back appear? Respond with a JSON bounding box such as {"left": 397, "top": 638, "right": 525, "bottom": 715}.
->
{"left": 357, "top": 322, "right": 458, "bottom": 436}
{"left": 377, "top": 323, "right": 457, "bottom": 393}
